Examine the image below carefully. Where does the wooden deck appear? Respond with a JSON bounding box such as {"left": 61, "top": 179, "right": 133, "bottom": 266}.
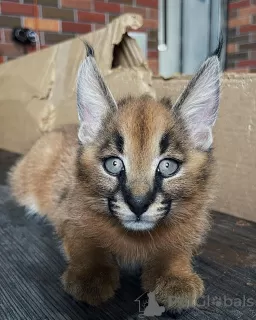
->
{"left": 0, "top": 149, "right": 255, "bottom": 320}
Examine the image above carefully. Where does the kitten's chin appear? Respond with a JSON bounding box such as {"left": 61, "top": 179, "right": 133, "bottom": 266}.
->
{"left": 121, "top": 220, "right": 156, "bottom": 231}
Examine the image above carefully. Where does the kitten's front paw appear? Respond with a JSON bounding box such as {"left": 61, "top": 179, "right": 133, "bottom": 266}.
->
{"left": 62, "top": 265, "right": 120, "bottom": 306}
{"left": 155, "top": 273, "right": 204, "bottom": 310}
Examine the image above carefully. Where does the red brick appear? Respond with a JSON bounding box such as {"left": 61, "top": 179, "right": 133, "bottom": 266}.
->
{"left": 227, "top": 43, "right": 237, "bottom": 53}
{"left": 227, "top": 52, "right": 248, "bottom": 60}
{"left": 148, "top": 8, "right": 158, "bottom": 20}
{"left": 123, "top": 5, "right": 146, "bottom": 17}
{"left": 44, "top": 32, "right": 73, "bottom": 44}
{"left": 4, "top": 29, "right": 13, "bottom": 42}
{"left": 238, "top": 59, "right": 256, "bottom": 67}
{"left": 240, "top": 43, "right": 256, "bottom": 50}
{"left": 227, "top": 67, "right": 249, "bottom": 72}
{"left": 95, "top": 1, "right": 120, "bottom": 13}
{"left": 148, "top": 59, "right": 158, "bottom": 74}
{"left": 0, "top": 43, "right": 23, "bottom": 57}
{"left": 240, "top": 24, "right": 256, "bottom": 32}
{"left": 228, "top": 34, "right": 249, "bottom": 44}
{"left": 228, "top": 16, "right": 250, "bottom": 27}
{"left": 143, "top": 19, "right": 158, "bottom": 29}
{"left": 239, "top": 6, "right": 256, "bottom": 16}
{"left": 93, "top": 23, "right": 105, "bottom": 31}
{"left": 24, "top": 17, "right": 60, "bottom": 32}
{"left": 111, "top": 0, "right": 132, "bottom": 4}
{"left": 0, "top": 56, "right": 5, "bottom": 63}
{"left": 26, "top": 46, "right": 37, "bottom": 54}
{"left": 62, "top": 21, "right": 91, "bottom": 33}
{"left": 148, "top": 50, "right": 158, "bottom": 59}
{"left": 229, "top": 0, "right": 250, "bottom": 10}
{"left": 42, "top": 7, "right": 74, "bottom": 21}
{"left": 78, "top": 11, "right": 105, "bottom": 23}
{"left": 24, "top": 0, "right": 58, "bottom": 5}
{"left": 1, "top": 2, "right": 38, "bottom": 16}
{"left": 228, "top": 27, "right": 237, "bottom": 37}
{"left": 61, "top": 0, "right": 91, "bottom": 10}
{"left": 148, "top": 29, "right": 157, "bottom": 41}
{"left": 137, "top": 0, "right": 158, "bottom": 9}
{"left": 229, "top": 9, "right": 238, "bottom": 18}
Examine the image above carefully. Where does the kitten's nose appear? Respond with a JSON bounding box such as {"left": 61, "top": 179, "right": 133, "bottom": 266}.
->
{"left": 126, "top": 195, "right": 151, "bottom": 218}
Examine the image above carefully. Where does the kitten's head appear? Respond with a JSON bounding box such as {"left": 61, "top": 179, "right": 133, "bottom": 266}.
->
{"left": 76, "top": 42, "right": 221, "bottom": 232}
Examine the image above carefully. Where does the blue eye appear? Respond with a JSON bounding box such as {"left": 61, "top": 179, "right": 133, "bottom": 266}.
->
{"left": 104, "top": 157, "right": 124, "bottom": 175}
{"left": 157, "top": 159, "right": 179, "bottom": 177}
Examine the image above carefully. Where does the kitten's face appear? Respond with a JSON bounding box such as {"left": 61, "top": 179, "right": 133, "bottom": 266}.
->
{"left": 79, "top": 97, "right": 211, "bottom": 231}
{"left": 76, "top": 44, "right": 220, "bottom": 231}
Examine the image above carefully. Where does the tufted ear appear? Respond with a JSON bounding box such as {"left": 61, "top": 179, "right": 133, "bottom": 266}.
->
{"left": 173, "top": 47, "right": 222, "bottom": 151}
{"left": 76, "top": 42, "right": 117, "bottom": 144}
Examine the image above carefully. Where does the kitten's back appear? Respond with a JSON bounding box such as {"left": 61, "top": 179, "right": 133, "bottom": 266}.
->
{"left": 9, "top": 124, "right": 78, "bottom": 217}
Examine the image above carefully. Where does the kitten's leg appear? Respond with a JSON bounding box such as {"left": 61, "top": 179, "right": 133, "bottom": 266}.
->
{"left": 61, "top": 236, "right": 120, "bottom": 305}
{"left": 141, "top": 252, "right": 204, "bottom": 310}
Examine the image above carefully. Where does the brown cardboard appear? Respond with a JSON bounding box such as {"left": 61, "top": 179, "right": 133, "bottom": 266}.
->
{"left": 0, "top": 13, "right": 154, "bottom": 154}
{"left": 153, "top": 74, "right": 256, "bottom": 223}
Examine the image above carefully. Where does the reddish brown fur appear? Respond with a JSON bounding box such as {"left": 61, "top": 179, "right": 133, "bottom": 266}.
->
{"left": 9, "top": 96, "right": 216, "bottom": 309}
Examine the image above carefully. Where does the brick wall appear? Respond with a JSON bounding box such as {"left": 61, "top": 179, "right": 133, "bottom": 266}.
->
{"left": 226, "top": 0, "right": 256, "bottom": 72}
{"left": 2, "top": 0, "right": 254, "bottom": 75}
{"left": 0, "top": 0, "right": 158, "bottom": 73}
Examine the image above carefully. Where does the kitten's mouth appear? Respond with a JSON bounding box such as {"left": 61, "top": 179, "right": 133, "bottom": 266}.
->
{"left": 122, "top": 220, "right": 156, "bottom": 231}
{"left": 108, "top": 198, "right": 170, "bottom": 231}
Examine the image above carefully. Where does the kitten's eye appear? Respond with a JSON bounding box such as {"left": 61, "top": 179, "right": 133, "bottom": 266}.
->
{"left": 104, "top": 157, "right": 124, "bottom": 175}
{"left": 158, "top": 159, "right": 179, "bottom": 177}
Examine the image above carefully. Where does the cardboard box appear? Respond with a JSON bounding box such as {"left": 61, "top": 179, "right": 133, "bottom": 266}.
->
{"left": 0, "top": 14, "right": 154, "bottom": 154}
{"left": 153, "top": 74, "right": 256, "bottom": 223}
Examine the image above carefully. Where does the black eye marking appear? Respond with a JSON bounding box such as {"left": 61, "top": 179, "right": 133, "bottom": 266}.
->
{"left": 114, "top": 131, "right": 124, "bottom": 154}
{"left": 160, "top": 132, "right": 171, "bottom": 155}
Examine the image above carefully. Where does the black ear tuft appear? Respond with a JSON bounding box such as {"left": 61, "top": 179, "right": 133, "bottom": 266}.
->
{"left": 76, "top": 40, "right": 117, "bottom": 145}
{"left": 83, "top": 40, "right": 95, "bottom": 57}
{"left": 211, "top": 33, "right": 223, "bottom": 60}
{"left": 172, "top": 45, "right": 221, "bottom": 151}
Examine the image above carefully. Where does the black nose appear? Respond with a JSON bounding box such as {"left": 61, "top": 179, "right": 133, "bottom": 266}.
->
{"left": 126, "top": 195, "right": 151, "bottom": 218}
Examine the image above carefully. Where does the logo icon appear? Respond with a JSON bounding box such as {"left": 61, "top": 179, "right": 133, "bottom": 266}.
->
{"left": 135, "top": 291, "right": 165, "bottom": 317}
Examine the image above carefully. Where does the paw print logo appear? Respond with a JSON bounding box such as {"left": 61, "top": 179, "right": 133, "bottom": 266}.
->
{"left": 144, "top": 291, "right": 165, "bottom": 316}
{"left": 135, "top": 291, "right": 165, "bottom": 317}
